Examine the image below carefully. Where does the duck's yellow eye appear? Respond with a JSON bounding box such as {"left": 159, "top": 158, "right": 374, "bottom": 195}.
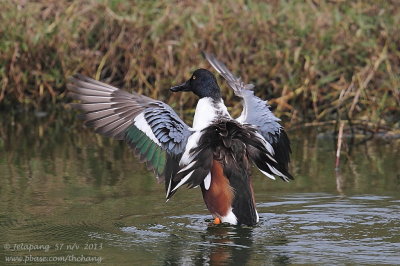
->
{"left": 192, "top": 76, "right": 196, "bottom": 80}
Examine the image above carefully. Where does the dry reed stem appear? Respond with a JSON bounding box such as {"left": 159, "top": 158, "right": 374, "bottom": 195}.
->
{"left": 335, "top": 121, "right": 345, "bottom": 169}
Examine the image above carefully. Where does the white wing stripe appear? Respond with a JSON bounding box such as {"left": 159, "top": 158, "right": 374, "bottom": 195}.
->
{"left": 259, "top": 169, "right": 276, "bottom": 180}
{"left": 255, "top": 132, "right": 275, "bottom": 155}
{"left": 177, "top": 161, "right": 196, "bottom": 174}
{"left": 204, "top": 172, "right": 211, "bottom": 190}
{"left": 172, "top": 170, "right": 195, "bottom": 192}
{"left": 180, "top": 132, "right": 201, "bottom": 165}
{"left": 269, "top": 165, "right": 285, "bottom": 179}
{"left": 133, "top": 113, "right": 162, "bottom": 146}
{"left": 166, "top": 177, "right": 172, "bottom": 199}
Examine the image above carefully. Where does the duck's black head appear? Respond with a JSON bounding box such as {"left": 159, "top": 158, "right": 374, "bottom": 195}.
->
{"left": 170, "top": 69, "right": 221, "bottom": 100}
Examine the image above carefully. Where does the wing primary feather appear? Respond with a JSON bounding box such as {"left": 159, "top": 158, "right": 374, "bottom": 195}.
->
{"left": 204, "top": 53, "right": 292, "bottom": 180}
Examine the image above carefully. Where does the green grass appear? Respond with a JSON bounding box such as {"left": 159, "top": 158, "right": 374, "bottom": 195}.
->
{"left": 0, "top": 0, "right": 399, "bottom": 131}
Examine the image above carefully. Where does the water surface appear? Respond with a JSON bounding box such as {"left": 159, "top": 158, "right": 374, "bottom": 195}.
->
{"left": 0, "top": 114, "right": 399, "bottom": 265}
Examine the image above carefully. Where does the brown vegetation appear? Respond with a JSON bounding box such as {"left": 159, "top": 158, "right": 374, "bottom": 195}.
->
{"left": 1, "top": 0, "right": 399, "bottom": 133}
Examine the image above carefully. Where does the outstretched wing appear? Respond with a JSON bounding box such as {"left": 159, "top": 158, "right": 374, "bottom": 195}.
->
{"left": 204, "top": 52, "right": 292, "bottom": 178}
{"left": 67, "top": 74, "right": 193, "bottom": 196}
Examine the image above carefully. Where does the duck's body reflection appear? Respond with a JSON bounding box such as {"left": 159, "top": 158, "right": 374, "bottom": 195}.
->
{"left": 160, "top": 222, "right": 290, "bottom": 265}
{"left": 203, "top": 225, "right": 253, "bottom": 265}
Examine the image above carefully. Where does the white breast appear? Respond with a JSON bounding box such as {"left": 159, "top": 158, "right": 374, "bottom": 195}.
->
{"left": 192, "top": 97, "right": 230, "bottom": 130}
{"left": 180, "top": 97, "right": 231, "bottom": 166}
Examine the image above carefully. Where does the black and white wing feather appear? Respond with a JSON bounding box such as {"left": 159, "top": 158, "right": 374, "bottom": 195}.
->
{"left": 204, "top": 53, "right": 292, "bottom": 181}
{"left": 68, "top": 74, "right": 195, "bottom": 197}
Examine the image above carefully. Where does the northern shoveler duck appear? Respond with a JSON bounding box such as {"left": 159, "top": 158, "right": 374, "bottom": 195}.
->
{"left": 68, "top": 53, "right": 292, "bottom": 226}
